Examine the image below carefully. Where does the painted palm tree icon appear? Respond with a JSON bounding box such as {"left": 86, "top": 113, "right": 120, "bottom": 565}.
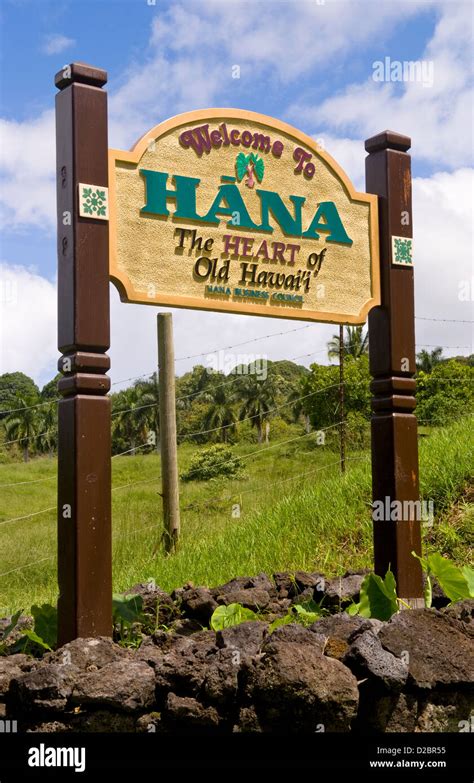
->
{"left": 235, "top": 152, "right": 265, "bottom": 188}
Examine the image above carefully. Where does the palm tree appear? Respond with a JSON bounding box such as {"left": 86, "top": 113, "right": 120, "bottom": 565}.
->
{"left": 4, "top": 395, "right": 40, "bottom": 462}
{"left": 416, "top": 347, "right": 443, "bottom": 373}
{"left": 136, "top": 373, "right": 160, "bottom": 453}
{"left": 202, "top": 381, "right": 237, "bottom": 443}
{"left": 38, "top": 401, "right": 58, "bottom": 457}
{"left": 237, "top": 374, "right": 277, "bottom": 443}
{"left": 112, "top": 387, "right": 149, "bottom": 455}
{"left": 287, "top": 384, "right": 311, "bottom": 433}
{"left": 327, "top": 325, "right": 368, "bottom": 361}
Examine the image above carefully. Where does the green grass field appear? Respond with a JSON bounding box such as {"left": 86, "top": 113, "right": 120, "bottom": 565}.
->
{"left": 0, "top": 418, "right": 472, "bottom": 615}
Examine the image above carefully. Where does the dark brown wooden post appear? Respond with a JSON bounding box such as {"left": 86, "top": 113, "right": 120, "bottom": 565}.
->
{"left": 55, "top": 63, "right": 112, "bottom": 643}
{"left": 365, "top": 130, "right": 424, "bottom": 606}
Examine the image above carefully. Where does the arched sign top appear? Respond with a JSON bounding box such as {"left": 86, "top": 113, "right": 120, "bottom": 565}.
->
{"left": 108, "top": 108, "right": 380, "bottom": 324}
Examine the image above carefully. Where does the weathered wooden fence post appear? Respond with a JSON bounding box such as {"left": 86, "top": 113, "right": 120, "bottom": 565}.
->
{"left": 365, "top": 130, "right": 424, "bottom": 605}
{"left": 157, "top": 313, "right": 181, "bottom": 552}
{"left": 55, "top": 63, "right": 112, "bottom": 643}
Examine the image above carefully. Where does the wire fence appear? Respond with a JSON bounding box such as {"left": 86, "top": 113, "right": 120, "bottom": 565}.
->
{"left": 0, "top": 314, "right": 472, "bottom": 588}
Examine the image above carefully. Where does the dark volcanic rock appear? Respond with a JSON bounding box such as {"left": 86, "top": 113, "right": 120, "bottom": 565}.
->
{"left": 324, "top": 572, "right": 366, "bottom": 608}
{"left": 8, "top": 664, "right": 78, "bottom": 715}
{"left": 0, "top": 654, "right": 35, "bottom": 697}
{"left": 244, "top": 625, "right": 359, "bottom": 731}
{"left": 216, "top": 620, "right": 268, "bottom": 657}
{"left": 178, "top": 586, "right": 218, "bottom": 624}
{"left": 344, "top": 630, "right": 409, "bottom": 690}
{"left": 263, "top": 623, "right": 326, "bottom": 653}
{"left": 45, "top": 637, "right": 130, "bottom": 671}
{"left": 214, "top": 587, "right": 271, "bottom": 611}
{"left": 310, "top": 613, "right": 377, "bottom": 660}
{"left": 212, "top": 573, "right": 275, "bottom": 596}
{"left": 442, "top": 599, "right": 474, "bottom": 631}
{"left": 163, "top": 693, "right": 220, "bottom": 731}
{"left": 153, "top": 630, "right": 218, "bottom": 701}
{"left": 71, "top": 660, "right": 155, "bottom": 712}
{"left": 378, "top": 609, "right": 474, "bottom": 690}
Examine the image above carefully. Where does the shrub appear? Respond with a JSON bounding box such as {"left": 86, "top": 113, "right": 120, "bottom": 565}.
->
{"left": 181, "top": 444, "right": 246, "bottom": 482}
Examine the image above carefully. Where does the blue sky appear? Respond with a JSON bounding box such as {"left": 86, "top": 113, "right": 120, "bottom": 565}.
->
{"left": 0, "top": 0, "right": 472, "bottom": 387}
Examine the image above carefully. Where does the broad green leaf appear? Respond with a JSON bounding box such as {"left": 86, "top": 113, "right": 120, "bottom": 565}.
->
{"left": 461, "top": 565, "right": 474, "bottom": 598}
{"left": 13, "top": 629, "right": 52, "bottom": 654}
{"left": 31, "top": 604, "right": 57, "bottom": 649}
{"left": 359, "top": 571, "right": 398, "bottom": 620}
{"left": 292, "top": 603, "right": 320, "bottom": 625}
{"left": 210, "top": 603, "right": 257, "bottom": 631}
{"left": 269, "top": 613, "right": 294, "bottom": 633}
{"left": 346, "top": 602, "right": 360, "bottom": 616}
{"left": 113, "top": 594, "right": 145, "bottom": 625}
{"left": 1, "top": 609, "right": 23, "bottom": 642}
{"left": 425, "top": 553, "right": 471, "bottom": 602}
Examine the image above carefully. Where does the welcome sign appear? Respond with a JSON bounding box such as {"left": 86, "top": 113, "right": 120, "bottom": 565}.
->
{"left": 108, "top": 109, "right": 380, "bottom": 323}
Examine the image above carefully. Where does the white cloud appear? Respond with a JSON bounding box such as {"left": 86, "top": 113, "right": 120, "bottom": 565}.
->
{"left": 290, "top": 2, "right": 474, "bottom": 169}
{"left": 0, "top": 110, "right": 56, "bottom": 231}
{"left": 0, "top": 0, "right": 461, "bottom": 231}
{"left": 41, "top": 34, "right": 75, "bottom": 56}
{"left": 412, "top": 167, "right": 474, "bottom": 354}
{"left": 0, "top": 264, "right": 57, "bottom": 384}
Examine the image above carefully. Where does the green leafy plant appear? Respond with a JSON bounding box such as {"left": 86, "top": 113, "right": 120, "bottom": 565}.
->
{"left": 11, "top": 604, "right": 57, "bottom": 656}
{"left": 210, "top": 603, "right": 257, "bottom": 630}
{"left": 113, "top": 593, "right": 146, "bottom": 647}
{"left": 269, "top": 599, "right": 326, "bottom": 632}
{"left": 181, "top": 444, "right": 246, "bottom": 482}
{"left": 412, "top": 551, "right": 474, "bottom": 607}
{"left": 349, "top": 570, "right": 399, "bottom": 621}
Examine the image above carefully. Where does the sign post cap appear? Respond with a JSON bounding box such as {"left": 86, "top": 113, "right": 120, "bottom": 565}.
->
{"left": 55, "top": 62, "right": 107, "bottom": 90}
{"left": 365, "top": 130, "right": 411, "bottom": 154}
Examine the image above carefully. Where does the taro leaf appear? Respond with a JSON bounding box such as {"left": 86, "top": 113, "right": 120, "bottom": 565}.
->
{"left": 461, "top": 565, "right": 474, "bottom": 598}
{"left": 358, "top": 571, "right": 398, "bottom": 621}
{"left": 425, "top": 553, "right": 471, "bottom": 603}
{"left": 1, "top": 609, "right": 23, "bottom": 642}
{"left": 31, "top": 603, "right": 57, "bottom": 649}
{"left": 292, "top": 599, "right": 323, "bottom": 626}
{"left": 292, "top": 604, "right": 319, "bottom": 625}
{"left": 346, "top": 602, "right": 360, "bottom": 616}
{"left": 210, "top": 602, "right": 257, "bottom": 631}
{"left": 269, "top": 613, "right": 294, "bottom": 633}
{"left": 13, "top": 629, "right": 52, "bottom": 655}
{"left": 113, "top": 594, "right": 145, "bottom": 626}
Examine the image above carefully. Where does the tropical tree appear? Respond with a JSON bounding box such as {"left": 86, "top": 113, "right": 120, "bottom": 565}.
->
{"left": 327, "top": 326, "right": 369, "bottom": 361}
{"left": 4, "top": 394, "right": 41, "bottom": 462}
{"left": 112, "top": 387, "right": 150, "bottom": 455}
{"left": 38, "top": 401, "right": 58, "bottom": 457}
{"left": 135, "top": 373, "right": 160, "bottom": 453}
{"left": 416, "top": 347, "right": 443, "bottom": 373}
{"left": 0, "top": 373, "right": 39, "bottom": 420}
{"left": 287, "top": 382, "right": 311, "bottom": 433}
{"left": 202, "top": 380, "right": 237, "bottom": 443}
{"left": 237, "top": 374, "right": 277, "bottom": 443}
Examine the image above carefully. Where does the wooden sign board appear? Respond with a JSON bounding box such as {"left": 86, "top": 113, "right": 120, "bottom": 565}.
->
{"left": 108, "top": 109, "right": 380, "bottom": 324}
